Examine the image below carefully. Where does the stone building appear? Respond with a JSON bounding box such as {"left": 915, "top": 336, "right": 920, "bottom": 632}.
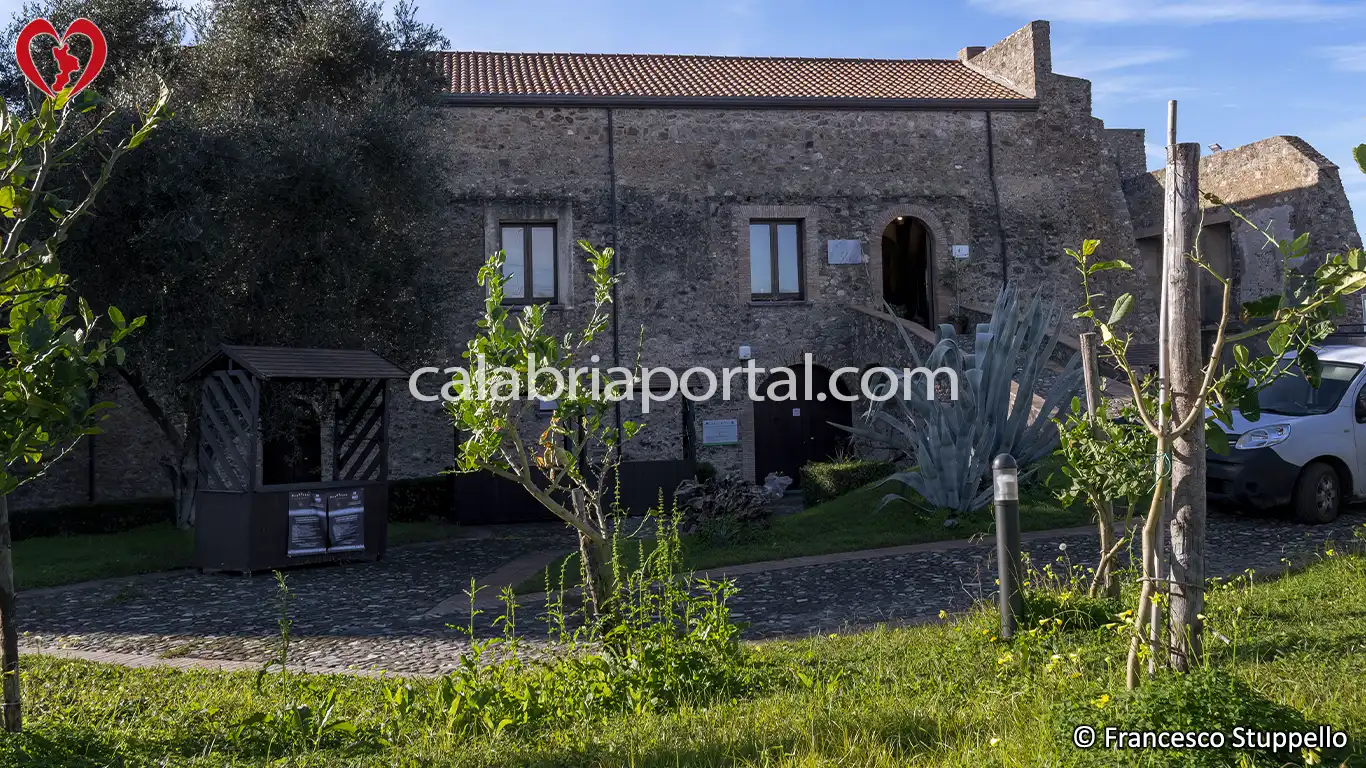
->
{"left": 12, "top": 19, "right": 1361, "bottom": 512}
{"left": 1125, "top": 136, "right": 1363, "bottom": 328}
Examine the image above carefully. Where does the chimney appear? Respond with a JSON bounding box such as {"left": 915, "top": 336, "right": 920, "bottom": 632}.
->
{"left": 959, "top": 21, "right": 1052, "bottom": 99}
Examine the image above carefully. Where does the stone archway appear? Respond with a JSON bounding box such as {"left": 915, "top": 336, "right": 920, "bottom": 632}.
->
{"left": 881, "top": 216, "right": 935, "bottom": 325}
{"left": 867, "top": 206, "right": 953, "bottom": 326}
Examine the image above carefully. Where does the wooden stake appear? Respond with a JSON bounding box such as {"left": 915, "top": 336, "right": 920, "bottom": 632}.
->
{"left": 1165, "top": 141, "right": 1206, "bottom": 672}
{"left": 1150, "top": 100, "right": 1178, "bottom": 673}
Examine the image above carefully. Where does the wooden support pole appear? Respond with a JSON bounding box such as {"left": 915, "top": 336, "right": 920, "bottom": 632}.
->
{"left": 1166, "top": 141, "right": 1206, "bottom": 672}
{"left": 1150, "top": 100, "right": 1177, "bottom": 673}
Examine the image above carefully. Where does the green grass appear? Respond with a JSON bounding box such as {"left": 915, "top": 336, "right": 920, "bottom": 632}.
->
{"left": 13, "top": 520, "right": 467, "bottom": 591}
{"left": 386, "top": 520, "right": 470, "bottom": 547}
{"left": 4, "top": 549, "right": 1365, "bottom": 766}
{"left": 13, "top": 524, "right": 195, "bottom": 591}
{"left": 518, "top": 479, "right": 1090, "bottom": 593}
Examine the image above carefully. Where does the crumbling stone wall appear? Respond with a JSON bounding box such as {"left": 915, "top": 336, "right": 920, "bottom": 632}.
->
{"left": 1125, "top": 136, "right": 1363, "bottom": 322}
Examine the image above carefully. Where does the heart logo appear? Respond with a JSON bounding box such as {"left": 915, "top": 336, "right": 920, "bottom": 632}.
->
{"left": 14, "top": 17, "right": 107, "bottom": 100}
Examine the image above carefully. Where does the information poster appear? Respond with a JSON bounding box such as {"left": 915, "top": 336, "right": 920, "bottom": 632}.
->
{"left": 325, "top": 488, "right": 366, "bottom": 553}
{"left": 702, "top": 419, "right": 739, "bottom": 446}
{"left": 287, "top": 491, "right": 328, "bottom": 556}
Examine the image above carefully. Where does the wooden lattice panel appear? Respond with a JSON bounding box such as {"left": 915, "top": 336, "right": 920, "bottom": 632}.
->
{"left": 335, "top": 379, "right": 386, "bottom": 481}
{"left": 198, "top": 370, "right": 255, "bottom": 491}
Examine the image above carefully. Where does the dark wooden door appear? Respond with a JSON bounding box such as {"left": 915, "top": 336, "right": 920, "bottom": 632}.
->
{"left": 753, "top": 367, "right": 852, "bottom": 487}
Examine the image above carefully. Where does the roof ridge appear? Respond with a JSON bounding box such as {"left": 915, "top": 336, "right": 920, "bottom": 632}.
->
{"left": 443, "top": 51, "right": 964, "bottom": 65}
{"left": 436, "top": 49, "right": 1031, "bottom": 102}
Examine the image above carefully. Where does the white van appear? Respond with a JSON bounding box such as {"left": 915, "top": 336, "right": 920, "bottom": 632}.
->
{"left": 1207, "top": 340, "right": 1366, "bottom": 523}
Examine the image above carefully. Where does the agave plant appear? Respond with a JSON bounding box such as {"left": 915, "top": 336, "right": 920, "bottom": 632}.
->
{"left": 842, "top": 284, "right": 1082, "bottom": 516}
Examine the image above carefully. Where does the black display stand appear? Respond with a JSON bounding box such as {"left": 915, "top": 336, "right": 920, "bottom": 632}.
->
{"left": 186, "top": 345, "right": 406, "bottom": 574}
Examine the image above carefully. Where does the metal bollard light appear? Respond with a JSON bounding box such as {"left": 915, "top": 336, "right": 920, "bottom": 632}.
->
{"left": 993, "top": 453, "right": 1024, "bottom": 639}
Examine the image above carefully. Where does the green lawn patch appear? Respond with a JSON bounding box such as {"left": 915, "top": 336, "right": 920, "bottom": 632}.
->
{"left": 5, "top": 551, "right": 1364, "bottom": 766}
{"left": 13, "top": 524, "right": 194, "bottom": 591}
{"left": 14, "top": 520, "right": 467, "bottom": 591}
{"left": 386, "top": 520, "right": 469, "bottom": 547}
{"left": 518, "top": 478, "right": 1089, "bottom": 593}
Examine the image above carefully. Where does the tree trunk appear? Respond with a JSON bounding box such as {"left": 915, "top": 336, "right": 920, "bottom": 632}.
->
{"left": 1080, "top": 332, "right": 1120, "bottom": 600}
{"left": 172, "top": 423, "right": 199, "bottom": 529}
{"left": 119, "top": 366, "right": 197, "bottom": 529}
{"left": 0, "top": 495, "right": 21, "bottom": 732}
{"left": 1127, "top": 450, "right": 1168, "bottom": 690}
{"left": 577, "top": 530, "right": 615, "bottom": 620}
{"left": 1166, "top": 142, "right": 1206, "bottom": 672}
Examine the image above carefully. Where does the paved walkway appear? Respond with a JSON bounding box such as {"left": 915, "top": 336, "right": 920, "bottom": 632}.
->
{"left": 19, "top": 508, "right": 1366, "bottom": 676}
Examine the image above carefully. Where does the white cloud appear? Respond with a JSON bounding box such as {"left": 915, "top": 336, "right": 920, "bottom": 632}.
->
{"left": 1090, "top": 74, "right": 1202, "bottom": 102}
{"left": 1051, "top": 45, "right": 1195, "bottom": 103}
{"left": 970, "top": 0, "right": 1357, "bottom": 24}
{"left": 1054, "top": 46, "right": 1185, "bottom": 75}
{"left": 1323, "top": 45, "right": 1366, "bottom": 72}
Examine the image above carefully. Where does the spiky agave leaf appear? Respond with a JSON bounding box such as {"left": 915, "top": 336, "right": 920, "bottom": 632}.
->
{"left": 837, "top": 283, "right": 1082, "bottom": 516}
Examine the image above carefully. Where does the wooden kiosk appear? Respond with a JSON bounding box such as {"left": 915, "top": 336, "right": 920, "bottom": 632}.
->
{"left": 186, "top": 345, "right": 408, "bottom": 573}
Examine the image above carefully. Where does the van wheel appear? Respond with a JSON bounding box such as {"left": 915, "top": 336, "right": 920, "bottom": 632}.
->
{"left": 1292, "top": 462, "right": 1341, "bottom": 524}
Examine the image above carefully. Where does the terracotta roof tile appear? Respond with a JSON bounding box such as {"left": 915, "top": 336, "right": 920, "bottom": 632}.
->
{"left": 434, "top": 51, "right": 1028, "bottom": 103}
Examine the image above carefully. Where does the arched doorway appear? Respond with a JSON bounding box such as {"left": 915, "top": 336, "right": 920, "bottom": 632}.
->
{"left": 753, "top": 364, "right": 853, "bottom": 487}
{"left": 881, "top": 217, "right": 934, "bottom": 326}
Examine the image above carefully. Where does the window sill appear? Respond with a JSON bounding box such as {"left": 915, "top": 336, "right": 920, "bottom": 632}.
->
{"left": 502, "top": 302, "right": 566, "bottom": 311}
{"left": 749, "top": 299, "right": 809, "bottom": 307}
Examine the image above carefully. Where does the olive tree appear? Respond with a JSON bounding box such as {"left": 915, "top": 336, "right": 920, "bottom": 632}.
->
{"left": 1, "top": 0, "right": 451, "bottom": 528}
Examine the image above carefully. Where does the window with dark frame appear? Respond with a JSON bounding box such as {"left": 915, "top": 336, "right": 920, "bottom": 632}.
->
{"left": 499, "top": 223, "right": 558, "bottom": 303}
{"left": 749, "top": 220, "right": 803, "bottom": 300}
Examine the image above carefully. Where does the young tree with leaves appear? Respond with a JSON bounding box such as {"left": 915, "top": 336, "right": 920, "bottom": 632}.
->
{"left": 1071, "top": 206, "right": 1366, "bottom": 688}
{"left": 447, "top": 244, "right": 641, "bottom": 620}
{"left": 0, "top": 86, "right": 167, "bottom": 732}
{"left": 1052, "top": 396, "right": 1155, "bottom": 599}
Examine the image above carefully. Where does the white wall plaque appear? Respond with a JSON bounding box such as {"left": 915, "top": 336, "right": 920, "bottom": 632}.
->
{"left": 827, "top": 240, "right": 863, "bottom": 265}
{"left": 702, "top": 419, "right": 739, "bottom": 446}
{"left": 952, "top": 244, "right": 970, "bottom": 259}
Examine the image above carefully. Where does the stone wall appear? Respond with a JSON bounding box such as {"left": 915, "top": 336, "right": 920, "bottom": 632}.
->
{"left": 1125, "top": 136, "right": 1364, "bottom": 321}
{"left": 10, "top": 376, "right": 172, "bottom": 511}
{"left": 422, "top": 20, "right": 1153, "bottom": 470}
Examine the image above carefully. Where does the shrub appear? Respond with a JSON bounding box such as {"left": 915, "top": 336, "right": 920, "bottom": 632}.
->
{"left": 801, "top": 459, "right": 895, "bottom": 507}
{"left": 674, "top": 474, "right": 778, "bottom": 544}
{"left": 10, "top": 499, "right": 173, "bottom": 540}
{"left": 694, "top": 461, "right": 718, "bottom": 484}
{"left": 387, "top": 475, "right": 451, "bottom": 522}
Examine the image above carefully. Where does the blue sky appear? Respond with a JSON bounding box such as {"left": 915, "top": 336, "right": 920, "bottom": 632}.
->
{"left": 2, "top": 0, "right": 1362, "bottom": 235}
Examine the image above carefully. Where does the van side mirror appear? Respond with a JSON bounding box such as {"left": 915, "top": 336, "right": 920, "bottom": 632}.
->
{"left": 1357, "top": 397, "right": 1366, "bottom": 424}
